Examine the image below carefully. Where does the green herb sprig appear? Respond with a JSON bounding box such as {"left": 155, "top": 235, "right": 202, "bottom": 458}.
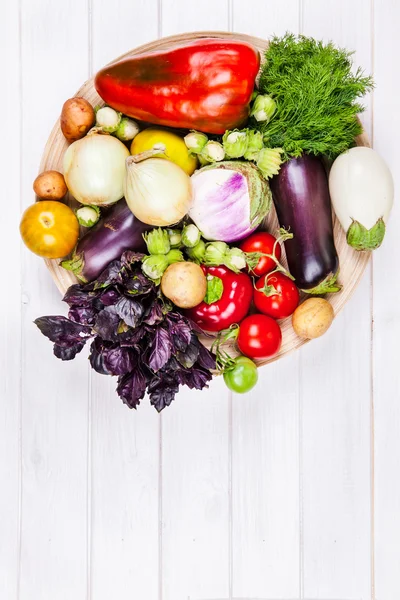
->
{"left": 257, "top": 33, "right": 374, "bottom": 159}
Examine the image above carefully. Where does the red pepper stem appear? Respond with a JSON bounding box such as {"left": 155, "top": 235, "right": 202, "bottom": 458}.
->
{"left": 127, "top": 144, "right": 166, "bottom": 164}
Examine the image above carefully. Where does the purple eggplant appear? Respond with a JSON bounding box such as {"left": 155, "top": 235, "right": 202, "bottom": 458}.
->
{"left": 61, "top": 199, "right": 151, "bottom": 283}
{"left": 270, "top": 154, "right": 340, "bottom": 294}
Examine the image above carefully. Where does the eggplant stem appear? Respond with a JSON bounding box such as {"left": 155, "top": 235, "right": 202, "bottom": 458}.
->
{"left": 60, "top": 253, "right": 86, "bottom": 281}
{"left": 303, "top": 271, "right": 342, "bottom": 295}
{"left": 347, "top": 217, "right": 386, "bottom": 251}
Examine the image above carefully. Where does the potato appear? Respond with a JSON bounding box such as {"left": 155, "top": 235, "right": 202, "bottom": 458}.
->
{"left": 60, "top": 97, "right": 95, "bottom": 143}
{"left": 161, "top": 262, "right": 207, "bottom": 309}
{"left": 33, "top": 170, "right": 67, "bottom": 200}
{"left": 292, "top": 297, "right": 334, "bottom": 339}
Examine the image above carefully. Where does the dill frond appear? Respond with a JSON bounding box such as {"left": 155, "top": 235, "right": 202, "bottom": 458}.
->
{"left": 257, "top": 33, "right": 374, "bottom": 159}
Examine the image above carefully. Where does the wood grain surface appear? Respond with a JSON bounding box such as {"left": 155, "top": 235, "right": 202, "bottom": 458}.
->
{"left": 1, "top": 1, "right": 399, "bottom": 599}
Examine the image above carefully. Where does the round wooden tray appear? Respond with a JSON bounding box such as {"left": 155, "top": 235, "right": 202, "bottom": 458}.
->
{"left": 39, "top": 31, "right": 371, "bottom": 366}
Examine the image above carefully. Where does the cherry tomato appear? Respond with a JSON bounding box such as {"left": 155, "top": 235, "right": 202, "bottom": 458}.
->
{"left": 240, "top": 231, "right": 282, "bottom": 276}
{"left": 237, "top": 314, "right": 282, "bottom": 360}
{"left": 223, "top": 356, "right": 258, "bottom": 393}
{"left": 20, "top": 201, "right": 79, "bottom": 259}
{"left": 254, "top": 272, "right": 300, "bottom": 319}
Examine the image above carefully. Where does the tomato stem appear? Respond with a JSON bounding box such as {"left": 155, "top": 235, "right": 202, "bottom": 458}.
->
{"left": 211, "top": 325, "right": 239, "bottom": 372}
{"left": 253, "top": 276, "right": 281, "bottom": 297}
{"left": 244, "top": 227, "right": 295, "bottom": 279}
{"left": 245, "top": 250, "right": 294, "bottom": 280}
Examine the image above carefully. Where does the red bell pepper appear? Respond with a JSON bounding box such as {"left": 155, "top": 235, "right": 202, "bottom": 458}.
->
{"left": 94, "top": 39, "right": 260, "bottom": 134}
{"left": 186, "top": 266, "right": 253, "bottom": 332}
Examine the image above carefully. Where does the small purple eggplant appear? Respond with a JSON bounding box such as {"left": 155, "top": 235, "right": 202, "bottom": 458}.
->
{"left": 61, "top": 199, "right": 151, "bottom": 282}
{"left": 270, "top": 154, "right": 340, "bottom": 293}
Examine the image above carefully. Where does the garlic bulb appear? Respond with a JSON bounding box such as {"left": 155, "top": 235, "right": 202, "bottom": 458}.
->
{"left": 124, "top": 149, "right": 192, "bottom": 226}
{"left": 63, "top": 131, "right": 130, "bottom": 206}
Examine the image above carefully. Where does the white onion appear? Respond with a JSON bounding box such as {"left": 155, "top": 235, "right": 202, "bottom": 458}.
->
{"left": 124, "top": 153, "right": 192, "bottom": 226}
{"left": 63, "top": 132, "right": 130, "bottom": 206}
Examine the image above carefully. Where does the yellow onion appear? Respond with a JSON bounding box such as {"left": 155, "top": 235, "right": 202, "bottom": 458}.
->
{"left": 124, "top": 146, "right": 192, "bottom": 226}
{"left": 63, "top": 130, "right": 130, "bottom": 206}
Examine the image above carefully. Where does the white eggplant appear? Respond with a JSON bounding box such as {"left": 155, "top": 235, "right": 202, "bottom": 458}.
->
{"left": 329, "top": 147, "right": 394, "bottom": 251}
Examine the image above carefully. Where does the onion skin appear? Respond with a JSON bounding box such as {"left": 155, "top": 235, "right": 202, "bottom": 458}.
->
{"left": 124, "top": 156, "right": 192, "bottom": 226}
{"left": 63, "top": 133, "right": 130, "bottom": 206}
{"left": 270, "top": 155, "right": 339, "bottom": 290}
{"left": 61, "top": 199, "right": 151, "bottom": 282}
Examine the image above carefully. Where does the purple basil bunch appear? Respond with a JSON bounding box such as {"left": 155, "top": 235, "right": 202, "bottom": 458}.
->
{"left": 35, "top": 251, "right": 215, "bottom": 411}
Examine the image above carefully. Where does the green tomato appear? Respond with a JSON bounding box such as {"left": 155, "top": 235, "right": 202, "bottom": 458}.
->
{"left": 223, "top": 356, "right": 258, "bottom": 394}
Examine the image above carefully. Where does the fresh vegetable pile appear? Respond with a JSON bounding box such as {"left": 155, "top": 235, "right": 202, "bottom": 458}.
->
{"left": 20, "top": 34, "right": 394, "bottom": 410}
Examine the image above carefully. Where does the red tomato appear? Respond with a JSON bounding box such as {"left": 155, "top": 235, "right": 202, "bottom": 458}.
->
{"left": 239, "top": 232, "right": 282, "bottom": 276}
{"left": 254, "top": 272, "right": 300, "bottom": 319}
{"left": 237, "top": 314, "right": 282, "bottom": 360}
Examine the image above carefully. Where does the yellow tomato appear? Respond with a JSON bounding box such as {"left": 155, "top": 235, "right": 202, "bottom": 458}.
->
{"left": 131, "top": 128, "right": 198, "bottom": 175}
{"left": 20, "top": 201, "right": 79, "bottom": 259}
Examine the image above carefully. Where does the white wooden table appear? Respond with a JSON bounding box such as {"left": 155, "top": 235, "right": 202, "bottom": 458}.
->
{"left": 1, "top": 1, "right": 399, "bottom": 598}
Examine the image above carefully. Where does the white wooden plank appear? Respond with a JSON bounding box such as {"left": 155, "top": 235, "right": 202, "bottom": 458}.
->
{"left": 299, "top": 283, "right": 372, "bottom": 599}
{"left": 89, "top": 3, "right": 161, "bottom": 600}
{"left": 373, "top": 1, "right": 400, "bottom": 599}
{"left": 161, "top": 378, "right": 230, "bottom": 600}
{"left": 231, "top": 362, "right": 301, "bottom": 599}
{"left": 9, "top": 3, "right": 398, "bottom": 600}
{"left": 18, "top": 1, "right": 90, "bottom": 598}
{"left": 91, "top": 0, "right": 159, "bottom": 71}
{"left": 0, "top": 2, "right": 21, "bottom": 599}
{"left": 231, "top": 0, "right": 300, "bottom": 38}
{"left": 90, "top": 378, "right": 160, "bottom": 600}
{"left": 159, "top": 8, "right": 231, "bottom": 600}
{"left": 161, "top": 0, "right": 228, "bottom": 35}
{"left": 301, "top": 3, "right": 373, "bottom": 598}
{"left": 230, "top": 4, "right": 301, "bottom": 599}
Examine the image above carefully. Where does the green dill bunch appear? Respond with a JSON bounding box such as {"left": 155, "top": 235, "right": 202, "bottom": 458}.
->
{"left": 257, "top": 33, "right": 374, "bottom": 160}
